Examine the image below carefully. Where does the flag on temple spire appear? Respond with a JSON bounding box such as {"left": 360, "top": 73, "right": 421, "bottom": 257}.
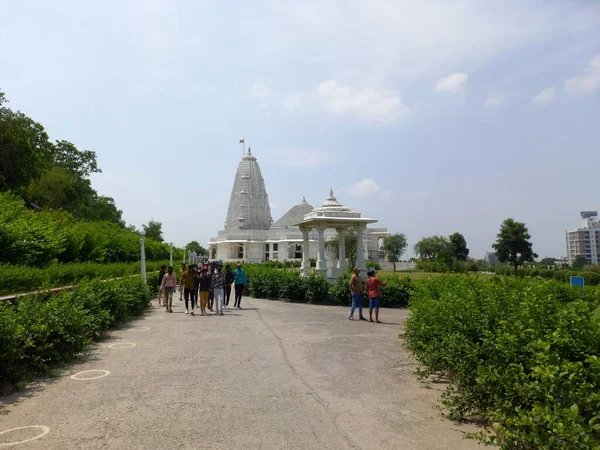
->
{"left": 239, "top": 138, "right": 244, "bottom": 144}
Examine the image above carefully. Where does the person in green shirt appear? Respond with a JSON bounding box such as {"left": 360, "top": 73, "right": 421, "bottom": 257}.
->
{"left": 232, "top": 262, "right": 247, "bottom": 309}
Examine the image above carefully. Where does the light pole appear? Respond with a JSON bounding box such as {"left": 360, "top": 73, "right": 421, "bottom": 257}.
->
{"left": 139, "top": 230, "right": 147, "bottom": 284}
{"left": 169, "top": 243, "right": 173, "bottom": 267}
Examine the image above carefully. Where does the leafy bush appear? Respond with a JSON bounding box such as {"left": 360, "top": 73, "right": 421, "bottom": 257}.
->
{"left": 0, "top": 192, "right": 172, "bottom": 266}
{"left": 244, "top": 266, "right": 328, "bottom": 303}
{"left": 405, "top": 274, "right": 600, "bottom": 449}
{"left": 366, "top": 261, "right": 382, "bottom": 270}
{"left": 0, "top": 277, "right": 151, "bottom": 387}
{"left": 0, "top": 260, "right": 169, "bottom": 294}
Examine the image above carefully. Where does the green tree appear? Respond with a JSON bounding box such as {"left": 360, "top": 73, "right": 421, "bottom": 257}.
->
{"left": 414, "top": 235, "right": 451, "bottom": 260}
{"left": 325, "top": 230, "right": 358, "bottom": 269}
{"left": 382, "top": 233, "right": 408, "bottom": 271}
{"left": 492, "top": 218, "right": 538, "bottom": 276}
{"left": 0, "top": 91, "right": 53, "bottom": 191}
{"left": 51, "top": 140, "right": 101, "bottom": 178}
{"left": 143, "top": 220, "right": 164, "bottom": 242}
{"left": 539, "top": 257, "right": 556, "bottom": 266}
{"left": 449, "top": 232, "right": 469, "bottom": 261}
{"left": 571, "top": 255, "right": 589, "bottom": 270}
{"left": 186, "top": 240, "right": 207, "bottom": 255}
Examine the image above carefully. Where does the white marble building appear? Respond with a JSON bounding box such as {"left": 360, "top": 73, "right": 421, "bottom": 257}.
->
{"left": 209, "top": 150, "right": 389, "bottom": 268}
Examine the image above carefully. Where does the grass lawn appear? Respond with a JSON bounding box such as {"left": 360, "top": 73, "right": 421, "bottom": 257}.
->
{"left": 378, "top": 270, "right": 443, "bottom": 280}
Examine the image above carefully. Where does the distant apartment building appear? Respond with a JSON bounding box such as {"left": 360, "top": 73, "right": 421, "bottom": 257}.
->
{"left": 566, "top": 211, "right": 600, "bottom": 265}
{"left": 484, "top": 252, "right": 498, "bottom": 267}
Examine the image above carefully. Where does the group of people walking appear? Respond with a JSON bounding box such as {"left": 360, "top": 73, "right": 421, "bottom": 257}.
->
{"left": 157, "top": 261, "right": 247, "bottom": 316}
{"left": 157, "top": 261, "right": 387, "bottom": 322}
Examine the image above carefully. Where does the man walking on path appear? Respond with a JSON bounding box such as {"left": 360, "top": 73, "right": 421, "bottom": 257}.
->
{"left": 349, "top": 267, "right": 366, "bottom": 321}
{"left": 159, "top": 266, "right": 177, "bottom": 313}
{"left": 181, "top": 265, "right": 196, "bottom": 315}
{"left": 198, "top": 267, "right": 211, "bottom": 315}
{"left": 233, "top": 262, "right": 247, "bottom": 309}
{"left": 178, "top": 263, "right": 187, "bottom": 301}
{"left": 224, "top": 264, "right": 234, "bottom": 309}
{"left": 212, "top": 264, "right": 226, "bottom": 315}
{"left": 366, "top": 270, "right": 387, "bottom": 323}
{"left": 157, "top": 265, "right": 167, "bottom": 307}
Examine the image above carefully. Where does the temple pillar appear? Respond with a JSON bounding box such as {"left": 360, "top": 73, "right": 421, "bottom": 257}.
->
{"left": 301, "top": 228, "right": 311, "bottom": 275}
{"left": 356, "top": 225, "right": 366, "bottom": 271}
{"left": 316, "top": 227, "right": 327, "bottom": 272}
{"left": 337, "top": 229, "right": 347, "bottom": 270}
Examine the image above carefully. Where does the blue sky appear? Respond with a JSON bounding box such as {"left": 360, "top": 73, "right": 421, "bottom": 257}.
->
{"left": 1, "top": 0, "right": 599, "bottom": 258}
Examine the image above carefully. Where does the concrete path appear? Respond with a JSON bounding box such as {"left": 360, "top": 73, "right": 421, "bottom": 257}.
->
{"left": 0, "top": 296, "right": 480, "bottom": 449}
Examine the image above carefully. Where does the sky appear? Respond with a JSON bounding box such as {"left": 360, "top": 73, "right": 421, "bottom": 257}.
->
{"left": 1, "top": 0, "right": 599, "bottom": 259}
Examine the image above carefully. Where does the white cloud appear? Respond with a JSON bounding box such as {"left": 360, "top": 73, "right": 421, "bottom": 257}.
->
{"left": 412, "top": 191, "right": 431, "bottom": 200}
{"left": 532, "top": 86, "right": 556, "bottom": 106}
{"left": 248, "top": 80, "right": 271, "bottom": 101}
{"left": 349, "top": 179, "right": 381, "bottom": 198}
{"left": 315, "top": 80, "right": 410, "bottom": 125}
{"left": 264, "top": 148, "right": 336, "bottom": 168}
{"left": 282, "top": 93, "right": 303, "bottom": 109}
{"left": 434, "top": 72, "right": 468, "bottom": 94}
{"left": 485, "top": 93, "right": 507, "bottom": 108}
{"left": 563, "top": 54, "right": 600, "bottom": 97}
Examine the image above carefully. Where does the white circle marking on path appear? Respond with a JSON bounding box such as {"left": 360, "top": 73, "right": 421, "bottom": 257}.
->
{"left": 144, "top": 316, "right": 163, "bottom": 320}
{"left": 126, "top": 327, "right": 150, "bottom": 332}
{"left": 70, "top": 370, "right": 111, "bottom": 380}
{"left": 0, "top": 425, "right": 50, "bottom": 447}
{"left": 108, "top": 342, "right": 136, "bottom": 349}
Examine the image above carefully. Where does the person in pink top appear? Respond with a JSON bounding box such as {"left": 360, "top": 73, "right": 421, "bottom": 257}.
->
{"left": 160, "top": 266, "right": 177, "bottom": 313}
{"left": 366, "top": 270, "right": 387, "bottom": 323}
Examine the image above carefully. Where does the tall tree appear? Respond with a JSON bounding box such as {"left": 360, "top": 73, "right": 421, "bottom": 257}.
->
{"left": 492, "top": 218, "right": 537, "bottom": 276}
{"left": 325, "top": 230, "right": 358, "bottom": 269}
{"left": 143, "top": 220, "right": 164, "bottom": 242}
{"left": 449, "top": 232, "right": 469, "bottom": 261}
{"left": 186, "top": 240, "right": 207, "bottom": 255}
{"left": 51, "top": 140, "right": 101, "bottom": 178}
{"left": 571, "top": 255, "right": 589, "bottom": 270}
{"left": 0, "top": 91, "right": 53, "bottom": 191}
{"left": 382, "top": 233, "right": 408, "bottom": 271}
{"left": 414, "top": 235, "right": 451, "bottom": 260}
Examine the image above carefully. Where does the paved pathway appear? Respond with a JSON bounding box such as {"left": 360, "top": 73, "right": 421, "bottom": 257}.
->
{"left": 0, "top": 296, "right": 480, "bottom": 449}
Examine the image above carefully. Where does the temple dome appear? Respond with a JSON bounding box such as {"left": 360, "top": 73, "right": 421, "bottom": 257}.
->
{"left": 304, "top": 189, "right": 361, "bottom": 219}
{"left": 271, "top": 197, "right": 314, "bottom": 229}
{"left": 225, "top": 151, "right": 272, "bottom": 230}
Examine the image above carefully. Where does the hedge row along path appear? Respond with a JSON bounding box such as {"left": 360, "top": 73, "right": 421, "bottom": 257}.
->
{"left": 0, "top": 296, "right": 480, "bottom": 449}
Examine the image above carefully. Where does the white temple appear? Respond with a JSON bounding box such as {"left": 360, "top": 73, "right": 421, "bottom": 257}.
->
{"left": 209, "top": 150, "right": 389, "bottom": 274}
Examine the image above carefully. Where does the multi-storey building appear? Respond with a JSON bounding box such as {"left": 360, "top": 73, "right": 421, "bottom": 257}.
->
{"left": 566, "top": 211, "right": 600, "bottom": 265}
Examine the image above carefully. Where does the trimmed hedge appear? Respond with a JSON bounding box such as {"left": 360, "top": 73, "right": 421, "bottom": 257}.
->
{"left": 0, "top": 260, "right": 170, "bottom": 295}
{"left": 492, "top": 265, "right": 600, "bottom": 286}
{"left": 0, "top": 277, "right": 151, "bottom": 387}
{"left": 405, "top": 274, "right": 600, "bottom": 449}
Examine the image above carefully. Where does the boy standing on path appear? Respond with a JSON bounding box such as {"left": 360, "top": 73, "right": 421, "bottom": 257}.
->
{"left": 157, "top": 265, "right": 167, "bottom": 307}
{"left": 180, "top": 265, "right": 196, "bottom": 315}
{"left": 178, "top": 263, "right": 187, "bottom": 301}
{"left": 366, "top": 270, "right": 387, "bottom": 323}
{"left": 349, "top": 267, "right": 366, "bottom": 321}
{"left": 212, "top": 264, "right": 226, "bottom": 315}
{"left": 232, "top": 262, "right": 247, "bottom": 309}
{"left": 159, "top": 266, "right": 177, "bottom": 313}
{"left": 198, "top": 267, "right": 211, "bottom": 315}
{"left": 224, "top": 264, "right": 234, "bottom": 309}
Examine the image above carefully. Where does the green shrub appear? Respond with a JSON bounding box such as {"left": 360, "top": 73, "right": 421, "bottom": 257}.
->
{"left": 405, "top": 274, "right": 600, "bottom": 449}
{"left": 366, "top": 261, "right": 382, "bottom": 270}
{"left": 0, "top": 277, "right": 151, "bottom": 387}
{"left": 0, "top": 260, "right": 169, "bottom": 294}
